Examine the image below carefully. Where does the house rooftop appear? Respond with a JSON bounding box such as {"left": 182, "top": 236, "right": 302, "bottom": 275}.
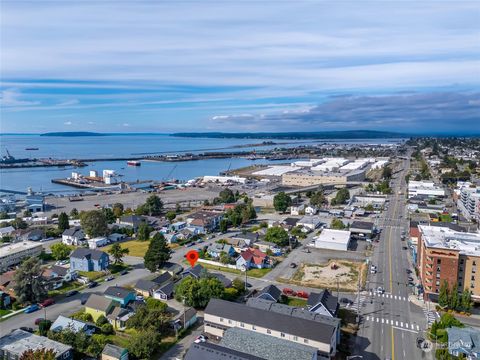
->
{"left": 185, "top": 342, "right": 263, "bottom": 360}
{"left": 0, "top": 329, "right": 71, "bottom": 356}
{"left": 350, "top": 221, "right": 374, "bottom": 231}
{"left": 256, "top": 285, "right": 281, "bottom": 301}
{"left": 134, "top": 279, "right": 159, "bottom": 292}
{"left": 206, "top": 298, "right": 337, "bottom": 344}
{"left": 221, "top": 327, "right": 318, "bottom": 360}
{"left": 102, "top": 344, "right": 127, "bottom": 358}
{"left": 307, "top": 290, "right": 339, "bottom": 315}
{"left": 104, "top": 286, "right": 134, "bottom": 299}
{"left": 84, "top": 294, "right": 114, "bottom": 312}
{"left": 70, "top": 247, "right": 107, "bottom": 261}
{"left": 50, "top": 315, "right": 89, "bottom": 333}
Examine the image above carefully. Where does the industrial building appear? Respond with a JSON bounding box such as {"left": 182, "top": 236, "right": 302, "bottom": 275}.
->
{"left": 282, "top": 169, "right": 366, "bottom": 187}
{"left": 408, "top": 181, "right": 445, "bottom": 198}
{"left": 0, "top": 241, "right": 43, "bottom": 272}
{"left": 312, "top": 229, "right": 351, "bottom": 251}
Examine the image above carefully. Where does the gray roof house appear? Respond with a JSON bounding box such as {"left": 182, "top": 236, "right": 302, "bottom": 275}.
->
{"left": 255, "top": 285, "right": 282, "bottom": 302}
{"left": 307, "top": 290, "right": 339, "bottom": 317}
{"left": 185, "top": 342, "right": 263, "bottom": 360}
{"left": 70, "top": 248, "right": 110, "bottom": 272}
{"left": 117, "top": 215, "right": 148, "bottom": 231}
{"left": 447, "top": 326, "right": 480, "bottom": 358}
{"left": 350, "top": 221, "right": 375, "bottom": 237}
{"left": 62, "top": 227, "right": 85, "bottom": 246}
{"left": 102, "top": 344, "right": 129, "bottom": 360}
{"left": 221, "top": 327, "right": 319, "bottom": 360}
{"left": 0, "top": 329, "right": 73, "bottom": 360}
{"left": 205, "top": 298, "right": 339, "bottom": 357}
{"left": 50, "top": 315, "right": 95, "bottom": 335}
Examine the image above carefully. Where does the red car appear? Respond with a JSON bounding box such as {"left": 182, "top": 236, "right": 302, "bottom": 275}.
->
{"left": 40, "top": 298, "right": 55, "bottom": 307}
{"left": 296, "top": 291, "right": 309, "bottom": 299}
{"left": 282, "top": 288, "right": 294, "bottom": 295}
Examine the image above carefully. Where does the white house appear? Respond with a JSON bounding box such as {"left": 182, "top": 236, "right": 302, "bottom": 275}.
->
{"left": 313, "top": 229, "right": 351, "bottom": 251}
{"left": 87, "top": 237, "right": 108, "bottom": 249}
{"left": 290, "top": 204, "right": 305, "bottom": 216}
{"left": 305, "top": 205, "right": 318, "bottom": 215}
{"left": 297, "top": 215, "right": 323, "bottom": 231}
{"left": 62, "top": 228, "right": 85, "bottom": 246}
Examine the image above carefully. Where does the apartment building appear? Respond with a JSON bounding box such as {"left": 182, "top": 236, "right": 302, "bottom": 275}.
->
{"left": 0, "top": 241, "right": 43, "bottom": 272}
{"left": 204, "top": 298, "right": 339, "bottom": 359}
{"left": 458, "top": 187, "right": 480, "bottom": 222}
{"left": 417, "top": 225, "right": 480, "bottom": 301}
{"left": 282, "top": 169, "right": 365, "bottom": 187}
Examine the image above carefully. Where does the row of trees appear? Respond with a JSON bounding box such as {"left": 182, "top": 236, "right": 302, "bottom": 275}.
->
{"left": 438, "top": 280, "right": 472, "bottom": 312}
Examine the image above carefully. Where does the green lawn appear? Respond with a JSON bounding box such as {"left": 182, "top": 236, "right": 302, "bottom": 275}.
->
{"left": 285, "top": 297, "right": 307, "bottom": 307}
{"left": 197, "top": 262, "right": 273, "bottom": 278}
{"left": 78, "top": 271, "right": 105, "bottom": 281}
{"left": 0, "top": 309, "right": 12, "bottom": 317}
{"left": 439, "top": 214, "right": 453, "bottom": 223}
{"left": 109, "top": 263, "right": 131, "bottom": 274}
{"left": 104, "top": 240, "right": 151, "bottom": 257}
{"left": 48, "top": 281, "right": 84, "bottom": 297}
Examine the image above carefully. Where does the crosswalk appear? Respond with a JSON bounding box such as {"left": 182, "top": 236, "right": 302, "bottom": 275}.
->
{"left": 363, "top": 315, "right": 421, "bottom": 331}
{"left": 367, "top": 291, "right": 408, "bottom": 301}
{"left": 423, "top": 306, "right": 440, "bottom": 326}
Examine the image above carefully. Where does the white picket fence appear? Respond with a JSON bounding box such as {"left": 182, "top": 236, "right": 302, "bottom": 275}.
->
{"left": 198, "top": 258, "right": 238, "bottom": 270}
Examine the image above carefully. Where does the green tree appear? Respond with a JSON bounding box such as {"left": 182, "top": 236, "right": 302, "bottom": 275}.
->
{"left": 438, "top": 280, "right": 450, "bottom": 308}
{"left": 461, "top": 289, "right": 472, "bottom": 311}
{"left": 219, "top": 219, "right": 228, "bottom": 233}
{"left": 128, "top": 329, "right": 161, "bottom": 359}
{"left": 19, "top": 349, "right": 56, "bottom": 360}
{"left": 102, "top": 208, "right": 116, "bottom": 224}
{"left": 273, "top": 192, "right": 292, "bottom": 213}
{"left": 23, "top": 210, "right": 32, "bottom": 217}
{"left": 12, "top": 218, "right": 28, "bottom": 230}
{"left": 80, "top": 210, "right": 108, "bottom": 237}
{"left": 175, "top": 275, "right": 225, "bottom": 308}
{"left": 14, "top": 257, "right": 47, "bottom": 304}
{"left": 218, "top": 188, "right": 235, "bottom": 203}
{"left": 332, "top": 188, "right": 350, "bottom": 205}
{"left": 50, "top": 243, "right": 72, "bottom": 260}
{"left": 38, "top": 320, "right": 52, "bottom": 337}
{"left": 166, "top": 211, "right": 176, "bottom": 222}
{"left": 223, "top": 287, "right": 239, "bottom": 300}
{"left": 382, "top": 166, "right": 393, "bottom": 180}
{"left": 449, "top": 283, "right": 460, "bottom": 310}
{"left": 219, "top": 251, "right": 231, "bottom": 265}
{"left": 108, "top": 243, "right": 129, "bottom": 264}
{"left": 144, "top": 194, "right": 163, "bottom": 216}
{"left": 95, "top": 314, "right": 109, "bottom": 326}
{"left": 265, "top": 226, "right": 289, "bottom": 247}
{"left": 112, "top": 203, "right": 124, "bottom": 218}
{"left": 144, "top": 233, "right": 171, "bottom": 272}
{"left": 145, "top": 297, "right": 168, "bottom": 312}
{"left": 310, "top": 190, "right": 326, "bottom": 207}
{"left": 330, "top": 218, "right": 346, "bottom": 230}
{"left": 137, "top": 222, "right": 152, "bottom": 241}
{"left": 232, "top": 277, "right": 245, "bottom": 292}
{"left": 69, "top": 208, "right": 79, "bottom": 219}
{"left": 126, "top": 304, "right": 169, "bottom": 334}
{"left": 57, "top": 212, "right": 70, "bottom": 232}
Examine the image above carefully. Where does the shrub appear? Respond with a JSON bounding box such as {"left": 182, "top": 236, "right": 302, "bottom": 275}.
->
{"left": 95, "top": 315, "right": 109, "bottom": 327}
{"left": 100, "top": 323, "right": 114, "bottom": 335}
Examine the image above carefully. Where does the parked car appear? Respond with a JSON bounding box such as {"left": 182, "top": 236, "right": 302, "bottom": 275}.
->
{"left": 194, "top": 335, "right": 208, "bottom": 344}
{"left": 340, "top": 297, "right": 353, "bottom": 305}
{"left": 296, "top": 291, "right": 309, "bottom": 299}
{"left": 34, "top": 318, "right": 44, "bottom": 325}
{"left": 87, "top": 281, "right": 98, "bottom": 288}
{"left": 19, "top": 327, "right": 34, "bottom": 333}
{"left": 80, "top": 294, "right": 89, "bottom": 305}
{"left": 376, "top": 287, "right": 385, "bottom": 294}
{"left": 120, "top": 269, "right": 129, "bottom": 275}
{"left": 24, "top": 304, "right": 40, "bottom": 314}
{"left": 104, "top": 275, "right": 115, "bottom": 281}
{"left": 40, "top": 298, "right": 55, "bottom": 308}
{"left": 289, "top": 263, "right": 297, "bottom": 268}
{"left": 65, "top": 290, "right": 78, "bottom": 297}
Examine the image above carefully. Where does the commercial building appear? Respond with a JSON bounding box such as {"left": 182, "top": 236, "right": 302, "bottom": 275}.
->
{"left": 282, "top": 169, "right": 366, "bottom": 187}
{"left": 0, "top": 329, "right": 73, "bottom": 360}
{"left": 350, "top": 221, "right": 375, "bottom": 238}
{"left": 312, "top": 229, "right": 351, "bottom": 251}
{"left": 417, "top": 225, "right": 480, "bottom": 301}
{"left": 408, "top": 181, "right": 445, "bottom": 199}
{"left": 204, "top": 298, "right": 339, "bottom": 358}
{"left": 0, "top": 241, "right": 43, "bottom": 272}
{"left": 457, "top": 186, "right": 480, "bottom": 222}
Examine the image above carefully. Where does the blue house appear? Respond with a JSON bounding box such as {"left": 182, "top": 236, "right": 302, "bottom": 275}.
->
{"left": 70, "top": 248, "right": 109, "bottom": 272}
{"left": 447, "top": 326, "right": 480, "bottom": 358}
{"left": 207, "top": 243, "right": 236, "bottom": 258}
{"left": 104, "top": 286, "right": 136, "bottom": 307}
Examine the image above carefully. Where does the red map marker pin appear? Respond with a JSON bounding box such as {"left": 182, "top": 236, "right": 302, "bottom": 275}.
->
{"left": 186, "top": 250, "right": 199, "bottom": 267}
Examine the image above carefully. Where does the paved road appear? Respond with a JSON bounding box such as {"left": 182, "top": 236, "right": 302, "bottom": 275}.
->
{"left": 355, "top": 154, "right": 432, "bottom": 360}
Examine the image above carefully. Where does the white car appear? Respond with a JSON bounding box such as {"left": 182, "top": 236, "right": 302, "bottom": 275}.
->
{"left": 194, "top": 335, "right": 207, "bottom": 344}
{"left": 376, "top": 286, "right": 385, "bottom": 294}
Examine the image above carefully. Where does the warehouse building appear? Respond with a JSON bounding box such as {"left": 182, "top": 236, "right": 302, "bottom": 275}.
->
{"left": 312, "top": 229, "right": 351, "bottom": 251}
{"left": 282, "top": 169, "right": 366, "bottom": 187}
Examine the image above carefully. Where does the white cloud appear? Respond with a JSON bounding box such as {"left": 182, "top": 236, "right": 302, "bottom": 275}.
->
{"left": 0, "top": 88, "right": 40, "bottom": 107}
{"left": 122, "top": 123, "right": 130, "bottom": 127}
{"left": 63, "top": 121, "right": 72, "bottom": 125}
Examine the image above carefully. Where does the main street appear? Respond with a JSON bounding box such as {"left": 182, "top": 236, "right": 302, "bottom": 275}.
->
{"left": 355, "top": 155, "right": 431, "bottom": 360}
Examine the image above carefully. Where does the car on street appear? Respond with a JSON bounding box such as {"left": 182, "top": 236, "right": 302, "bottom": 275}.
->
{"left": 80, "top": 294, "right": 89, "bottom": 305}
{"left": 120, "top": 269, "right": 129, "bottom": 275}
{"left": 104, "top": 275, "right": 115, "bottom": 281}
{"left": 40, "top": 298, "right": 55, "bottom": 307}
{"left": 340, "top": 297, "right": 353, "bottom": 305}
{"left": 87, "top": 281, "right": 98, "bottom": 288}
{"left": 65, "top": 290, "right": 78, "bottom": 297}
{"left": 289, "top": 263, "right": 297, "bottom": 268}
{"left": 376, "top": 286, "right": 385, "bottom": 294}
{"left": 194, "top": 335, "right": 208, "bottom": 344}
{"left": 34, "top": 318, "right": 44, "bottom": 325}
{"left": 402, "top": 246, "right": 408, "bottom": 250}
{"left": 24, "top": 304, "right": 40, "bottom": 314}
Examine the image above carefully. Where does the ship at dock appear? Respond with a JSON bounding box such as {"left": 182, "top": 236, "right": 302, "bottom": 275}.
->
{"left": 127, "top": 160, "right": 141, "bottom": 166}
{"left": 1, "top": 149, "right": 31, "bottom": 164}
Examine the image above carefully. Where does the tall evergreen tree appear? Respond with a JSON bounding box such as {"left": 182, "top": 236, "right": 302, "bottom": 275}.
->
{"left": 438, "top": 280, "right": 450, "bottom": 308}
{"left": 144, "top": 233, "right": 171, "bottom": 272}
{"left": 14, "top": 257, "right": 47, "bottom": 304}
{"left": 57, "top": 212, "right": 70, "bottom": 232}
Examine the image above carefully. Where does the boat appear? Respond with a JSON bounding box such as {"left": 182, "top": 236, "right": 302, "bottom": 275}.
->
{"left": 127, "top": 160, "right": 141, "bottom": 166}
{"left": 25, "top": 147, "right": 39, "bottom": 150}
{"left": 1, "top": 149, "right": 31, "bottom": 164}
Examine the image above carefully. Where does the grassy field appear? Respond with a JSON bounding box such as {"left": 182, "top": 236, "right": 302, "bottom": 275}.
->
{"left": 196, "top": 262, "right": 272, "bottom": 278}
{"left": 78, "top": 271, "right": 105, "bottom": 281}
{"left": 439, "top": 214, "right": 453, "bottom": 223}
{"left": 286, "top": 297, "right": 307, "bottom": 307}
{"left": 104, "top": 240, "right": 150, "bottom": 257}
{"left": 0, "top": 309, "right": 12, "bottom": 317}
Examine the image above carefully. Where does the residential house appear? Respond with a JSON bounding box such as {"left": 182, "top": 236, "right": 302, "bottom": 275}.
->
{"left": 307, "top": 290, "right": 339, "bottom": 317}
{"left": 153, "top": 281, "right": 175, "bottom": 301}
{"left": 204, "top": 298, "right": 340, "bottom": 358}
{"left": 236, "top": 248, "right": 270, "bottom": 270}
{"left": 171, "top": 307, "right": 197, "bottom": 331}
{"left": 0, "top": 270, "right": 16, "bottom": 297}
{"left": 23, "top": 228, "right": 45, "bottom": 241}
{"left": 185, "top": 342, "right": 263, "bottom": 360}
{"left": 102, "top": 344, "right": 129, "bottom": 360}
{"left": 108, "top": 233, "right": 126, "bottom": 243}
{"left": 70, "top": 248, "right": 110, "bottom": 272}
{"left": 0, "top": 291, "right": 11, "bottom": 309}
{"left": 290, "top": 204, "right": 305, "bottom": 216}
{"left": 0, "top": 329, "right": 73, "bottom": 360}
{"left": 255, "top": 284, "right": 281, "bottom": 302}
{"left": 117, "top": 215, "right": 147, "bottom": 231}
{"left": 87, "top": 237, "right": 108, "bottom": 249}
{"left": 255, "top": 241, "right": 282, "bottom": 255}
{"left": 134, "top": 272, "right": 173, "bottom": 298}
{"left": 161, "top": 262, "right": 184, "bottom": 276}
{"left": 229, "top": 232, "right": 258, "bottom": 247}
{"left": 207, "top": 243, "right": 236, "bottom": 258}
{"left": 182, "top": 264, "right": 231, "bottom": 288}
{"left": 186, "top": 211, "right": 223, "bottom": 233}
{"left": 169, "top": 221, "right": 187, "bottom": 232}
{"left": 106, "top": 306, "right": 133, "bottom": 330}
{"left": 50, "top": 315, "right": 95, "bottom": 335}
{"left": 62, "top": 227, "right": 85, "bottom": 246}
{"left": 224, "top": 238, "right": 249, "bottom": 252}
{"left": 297, "top": 215, "right": 323, "bottom": 231}
{"left": 164, "top": 233, "right": 178, "bottom": 244}
{"left": 51, "top": 265, "right": 78, "bottom": 282}
{"left": 305, "top": 205, "right": 318, "bottom": 215}
{"left": 212, "top": 273, "right": 232, "bottom": 288}
{"left": 446, "top": 326, "right": 480, "bottom": 359}
{"left": 104, "top": 286, "right": 136, "bottom": 307}
{"left": 84, "top": 294, "right": 116, "bottom": 322}
{"left": 0, "top": 226, "right": 15, "bottom": 239}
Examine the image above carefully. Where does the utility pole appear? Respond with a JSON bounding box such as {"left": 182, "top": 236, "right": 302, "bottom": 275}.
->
{"left": 356, "top": 266, "right": 361, "bottom": 324}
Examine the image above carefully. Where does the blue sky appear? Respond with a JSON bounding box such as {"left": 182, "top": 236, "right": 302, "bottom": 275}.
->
{"left": 1, "top": 1, "right": 479, "bottom": 133}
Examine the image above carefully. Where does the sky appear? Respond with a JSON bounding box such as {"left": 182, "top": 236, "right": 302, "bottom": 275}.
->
{"left": 1, "top": 1, "right": 479, "bottom": 134}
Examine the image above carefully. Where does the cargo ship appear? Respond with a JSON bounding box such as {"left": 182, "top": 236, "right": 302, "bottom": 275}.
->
{"left": 127, "top": 160, "right": 141, "bottom": 166}
{"left": 25, "top": 147, "right": 39, "bottom": 150}
{"left": 1, "top": 149, "right": 31, "bottom": 164}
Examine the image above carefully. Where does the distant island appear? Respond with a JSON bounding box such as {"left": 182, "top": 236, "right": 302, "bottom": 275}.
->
{"left": 171, "top": 130, "right": 408, "bottom": 140}
{"left": 40, "top": 132, "right": 108, "bottom": 137}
